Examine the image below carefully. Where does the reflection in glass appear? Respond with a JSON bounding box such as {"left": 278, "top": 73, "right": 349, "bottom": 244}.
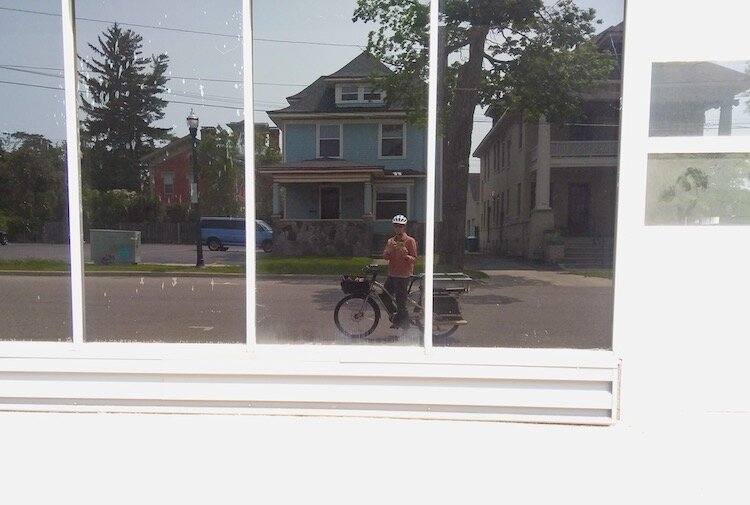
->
{"left": 75, "top": 0, "right": 245, "bottom": 342}
{"left": 253, "top": 0, "right": 428, "bottom": 345}
{"left": 0, "top": 2, "right": 72, "bottom": 341}
{"left": 646, "top": 153, "right": 750, "bottom": 226}
{"left": 650, "top": 61, "right": 750, "bottom": 136}
{"left": 435, "top": 3, "right": 622, "bottom": 349}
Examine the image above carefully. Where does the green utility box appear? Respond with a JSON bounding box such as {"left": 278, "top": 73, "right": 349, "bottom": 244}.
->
{"left": 90, "top": 229, "right": 141, "bottom": 265}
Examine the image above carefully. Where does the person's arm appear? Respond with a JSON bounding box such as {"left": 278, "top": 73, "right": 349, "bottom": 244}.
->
{"left": 383, "top": 238, "right": 392, "bottom": 260}
{"left": 405, "top": 237, "right": 417, "bottom": 265}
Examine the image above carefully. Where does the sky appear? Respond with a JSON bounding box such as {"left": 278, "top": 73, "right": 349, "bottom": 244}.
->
{"left": 0, "top": 0, "right": 625, "bottom": 169}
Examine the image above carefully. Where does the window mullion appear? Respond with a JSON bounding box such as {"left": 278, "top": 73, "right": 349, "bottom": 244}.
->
{"left": 422, "top": 0, "right": 440, "bottom": 351}
{"left": 243, "top": 0, "right": 257, "bottom": 349}
{"left": 61, "top": 0, "right": 86, "bottom": 345}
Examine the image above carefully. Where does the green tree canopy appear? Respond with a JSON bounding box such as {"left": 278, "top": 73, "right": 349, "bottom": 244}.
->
{"left": 0, "top": 132, "right": 67, "bottom": 238}
{"left": 354, "top": 0, "right": 615, "bottom": 267}
{"left": 197, "top": 126, "right": 243, "bottom": 217}
{"left": 79, "top": 23, "right": 171, "bottom": 192}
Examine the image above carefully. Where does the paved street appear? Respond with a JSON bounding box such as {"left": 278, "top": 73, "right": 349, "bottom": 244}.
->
{"left": 0, "top": 244, "right": 613, "bottom": 348}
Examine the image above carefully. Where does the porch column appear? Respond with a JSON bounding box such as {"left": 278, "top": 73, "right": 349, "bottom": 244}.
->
{"left": 718, "top": 100, "right": 735, "bottom": 136}
{"left": 272, "top": 182, "right": 281, "bottom": 215}
{"left": 363, "top": 182, "right": 373, "bottom": 216}
{"left": 535, "top": 117, "right": 552, "bottom": 210}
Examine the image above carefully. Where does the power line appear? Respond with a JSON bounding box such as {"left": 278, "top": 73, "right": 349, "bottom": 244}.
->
{"left": 0, "top": 6, "right": 364, "bottom": 47}
{"left": 0, "top": 79, "right": 62, "bottom": 91}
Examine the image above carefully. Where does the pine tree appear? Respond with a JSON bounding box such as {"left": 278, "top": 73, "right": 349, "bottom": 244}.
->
{"left": 79, "top": 23, "right": 171, "bottom": 192}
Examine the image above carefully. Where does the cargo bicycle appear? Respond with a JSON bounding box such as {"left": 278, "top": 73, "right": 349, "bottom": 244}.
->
{"left": 333, "top": 264, "right": 471, "bottom": 339}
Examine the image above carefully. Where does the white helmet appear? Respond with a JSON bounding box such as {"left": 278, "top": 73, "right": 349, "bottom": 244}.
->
{"left": 392, "top": 214, "right": 408, "bottom": 225}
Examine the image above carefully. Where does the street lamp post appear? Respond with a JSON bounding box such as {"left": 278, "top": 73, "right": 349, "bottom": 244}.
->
{"left": 187, "top": 109, "right": 205, "bottom": 267}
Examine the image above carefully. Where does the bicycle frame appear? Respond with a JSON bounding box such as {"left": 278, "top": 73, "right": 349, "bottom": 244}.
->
{"left": 334, "top": 265, "right": 468, "bottom": 339}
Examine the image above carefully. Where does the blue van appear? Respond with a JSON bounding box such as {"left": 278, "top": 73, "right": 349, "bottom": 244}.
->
{"left": 200, "top": 217, "right": 273, "bottom": 253}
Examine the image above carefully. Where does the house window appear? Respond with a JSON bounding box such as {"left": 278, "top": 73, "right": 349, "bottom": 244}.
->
{"left": 320, "top": 186, "right": 340, "bottom": 219}
{"left": 163, "top": 172, "right": 174, "bottom": 196}
{"left": 380, "top": 124, "right": 404, "bottom": 157}
{"left": 363, "top": 86, "right": 382, "bottom": 101}
{"left": 335, "top": 84, "right": 385, "bottom": 104}
{"left": 318, "top": 124, "right": 341, "bottom": 158}
{"left": 340, "top": 85, "right": 358, "bottom": 101}
{"left": 375, "top": 185, "right": 408, "bottom": 220}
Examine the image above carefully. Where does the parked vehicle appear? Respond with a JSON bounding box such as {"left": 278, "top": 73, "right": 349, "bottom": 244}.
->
{"left": 0, "top": 231, "right": 7, "bottom": 245}
{"left": 334, "top": 264, "right": 471, "bottom": 339}
{"left": 199, "top": 217, "right": 273, "bottom": 253}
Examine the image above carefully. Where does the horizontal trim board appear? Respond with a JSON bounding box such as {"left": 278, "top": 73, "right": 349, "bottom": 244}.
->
{"left": 0, "top": 399, "right": 612, "bottom": 425}
{"left": 0, "top": 357, "right": 619, "bottom": 425}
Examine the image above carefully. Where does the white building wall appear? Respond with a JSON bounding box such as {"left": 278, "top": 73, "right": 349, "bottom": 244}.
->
{"left": 1, "top": 2, "right": 749, "bottom": 503}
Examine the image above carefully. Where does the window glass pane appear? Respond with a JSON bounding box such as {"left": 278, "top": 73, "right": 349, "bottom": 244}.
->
{"left": 341, "top": 85, "right": 358, "bottom": 101}
{"left": 376, "top": 186, "right": 408, "bottom": 220}
{"left": 646, "top": 153, "right": 750, "bottom": 225}
{"left": 363, "top": 87, "right": 382, "bottom": 101}
{"left": 254, "top": 0, "right": 428, "bottom": 345}
{"left": 75, "top": 0, "right": 245, "bottom": 343}
{"left": 319, "top": 139, "right": 340, "bottom": 158}
{"left": 319, "top": 124, "right": 340, "bottom": 139}
{"left": 0, "top": 1, "right": 72, "bottom": 342}
{"left": 381, "top": 124, "right": 404, "bottom": 156}
{"left": 434, "top": 1, "right": 622, "bottom": 348}
{"left": 650, "top": 61, "right": 750, "bottom": 137}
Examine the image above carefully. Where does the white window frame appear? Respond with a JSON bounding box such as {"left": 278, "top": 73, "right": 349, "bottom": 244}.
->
{"left": 0, "top": 0, "right": 622, "bottom": 426}
{"left": 362, "top": 86, "right": 383, "bottom": 102}
{"left": 162, "top": 171, "right": 174, "bottom": 197}
{"left": 374, "top": 184, "right": 410, "bottom": 220}
{"left": 316, "top": 123, "right": 342, "bottom": 158}
{"left": 335, "top": 83, "right": 385, "bottom": 105}
{"left": 378, "top": 123, "right": 406, "bottom": 158}
{"left": 339, "top": 84, "right": 359, "bottom": 102}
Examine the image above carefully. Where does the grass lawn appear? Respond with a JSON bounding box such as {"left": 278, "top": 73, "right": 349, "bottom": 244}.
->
{"left": 0, "top": 256, "right": 487, "bottom": 278}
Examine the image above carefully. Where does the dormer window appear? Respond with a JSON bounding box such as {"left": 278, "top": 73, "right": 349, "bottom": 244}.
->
{"left": 363, "top": 86, "right": 382, "bottom": 102}
{"left": 341, "top": 85, "right": 359, "bottom": 102}
{"left": 335, "top": 83, "right": 385, "bottom": 105}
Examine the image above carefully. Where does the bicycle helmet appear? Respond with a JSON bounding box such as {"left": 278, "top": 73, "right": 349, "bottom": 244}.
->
{"left": 392, "top": 214, "right": 408, "bottom": 225}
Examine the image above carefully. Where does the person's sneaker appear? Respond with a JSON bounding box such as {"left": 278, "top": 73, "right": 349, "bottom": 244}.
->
{"left": 389, "top": 323, "right": 399, "bottom": 329}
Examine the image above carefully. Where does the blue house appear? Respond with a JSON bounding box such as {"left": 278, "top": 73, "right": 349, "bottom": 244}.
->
{"left": 261, "top": 52, "right": 426, "bottom": 256}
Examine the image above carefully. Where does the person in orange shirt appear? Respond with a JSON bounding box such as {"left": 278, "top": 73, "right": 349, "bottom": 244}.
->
{"left": 382, "top": 214, "right": 418, "bottom": 329}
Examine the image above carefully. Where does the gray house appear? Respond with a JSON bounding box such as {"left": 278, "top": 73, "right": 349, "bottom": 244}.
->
{"left": 261, "top": 52, "right": 427, "bottom": 256}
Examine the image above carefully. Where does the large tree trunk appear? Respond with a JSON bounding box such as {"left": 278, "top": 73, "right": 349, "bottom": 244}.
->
{"left": 438, "top": 25, "right": 489, "bottom": 269}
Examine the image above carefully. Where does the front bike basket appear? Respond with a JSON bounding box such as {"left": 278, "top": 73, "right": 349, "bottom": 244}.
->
{"left": 340, "top": 275, "right": 371, "bottom": 295}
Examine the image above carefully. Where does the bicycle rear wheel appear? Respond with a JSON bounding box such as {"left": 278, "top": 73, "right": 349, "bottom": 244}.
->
{"left": 334, "top": 294, "right": 381, "bottom": 338}
{"left": 414, "top": 311, "right": 460, "bottom": 339}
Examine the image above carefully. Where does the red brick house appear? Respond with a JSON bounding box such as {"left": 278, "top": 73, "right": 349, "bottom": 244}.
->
{"left": 143, "top": 122, "right": 280, "bottom": 206}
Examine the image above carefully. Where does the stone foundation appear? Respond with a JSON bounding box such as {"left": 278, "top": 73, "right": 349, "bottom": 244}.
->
{"left": 270, "top": 217, "right": 373, "bottom": 256}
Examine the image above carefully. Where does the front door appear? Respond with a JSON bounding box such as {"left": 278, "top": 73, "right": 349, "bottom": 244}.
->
{"left": 568, "top": 183, "right": 591, "bottom": 236}
{"left": 320, "top": 186, "right": 340, "bottom": 219}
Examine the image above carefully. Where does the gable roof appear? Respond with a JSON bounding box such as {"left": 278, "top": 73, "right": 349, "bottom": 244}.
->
{"left": 325, "top": 51, "right": 392, "bottom": 80}
{"left": 268, "top": 51, "right": 409, "bottom": 118}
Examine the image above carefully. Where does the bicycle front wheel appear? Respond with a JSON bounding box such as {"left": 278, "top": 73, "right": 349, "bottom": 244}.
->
{"left": 334, "top": 294, "right": 381, "bottom": 338}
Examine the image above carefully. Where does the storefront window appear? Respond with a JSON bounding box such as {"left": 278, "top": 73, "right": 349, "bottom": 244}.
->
{"left": 0, "top": 1, "right": 71, "bottom": 342}
{"left": 646, "top": 153, "right": 750, "bottom": 225}
{"left": 650, "top": 61, "right": 750, "bottom": 137}
{"left": 432, "top": 0, "right": 623, "bottom": 349}
{"left": 75, "top": 0, "right": 245, "bottom": 343}
{"left": 253, "top": 0, "right": 427, "bottom": 345}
